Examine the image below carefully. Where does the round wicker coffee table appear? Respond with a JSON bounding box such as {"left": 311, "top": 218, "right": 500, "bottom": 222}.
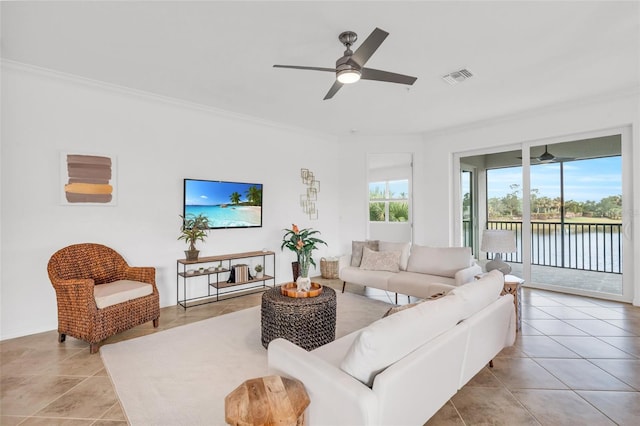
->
{"left": 261, "top": 285, "right": 336, "bottom": 351}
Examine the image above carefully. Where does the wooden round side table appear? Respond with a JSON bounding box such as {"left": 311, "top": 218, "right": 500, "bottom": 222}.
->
{"left": 225, "top": 375, "right": 310, "bottom": 426}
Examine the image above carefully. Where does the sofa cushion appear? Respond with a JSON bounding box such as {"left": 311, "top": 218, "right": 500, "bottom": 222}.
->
{"left": 350, "top": 240, "right": 379, "bottom": 267}
{"left": 340, "top": 294, "right": 465, "bottom": 387}
{"left": 340, "top": 267, "right": 395, "bottom": 291}
{"left": 387, "top": 272, "right": 456, "bottom": 299}
{"left": 378, "top": 241, "right": 411, "bottom": 270}
{"left": 382, "top": 301, "right": 421, "bottom": 317}
{"left": 94, "top": 280, "right": 153, "bottom": 309}
{"left": 382, "top": 291, "right": 448, "bottom": 317}
{"left": 406, "top": 246, "right": 472, "bottom": 278}
{"left": 448, "top": 270, "right": 504, "bottom": 319}
{"left": 360, "top": 247, "right": 400, "bottom": 272}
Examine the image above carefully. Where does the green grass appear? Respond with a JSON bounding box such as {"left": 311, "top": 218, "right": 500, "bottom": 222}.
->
{"left": 534, "top": 217, "right": 621, "bottom": 224}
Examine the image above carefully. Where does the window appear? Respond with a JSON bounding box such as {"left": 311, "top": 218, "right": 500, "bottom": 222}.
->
{"left": 369, "top": 179, "right": 409, "bottom": 222}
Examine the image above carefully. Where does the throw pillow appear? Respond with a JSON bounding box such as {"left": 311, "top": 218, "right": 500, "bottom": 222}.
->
{"left": 378, "top": 241, "right": 411, "bottom": 271}
{"left": 350, "top": 240, "right": 380, "bottom": 267}
{"left": 381, "top": 291, "right": 447, "bottom": 318}
{"left": 382, "top": 301, "right": 420, "bottom": 317}
{"left": 359, "top": 247, "right": 400, "bottom": 272}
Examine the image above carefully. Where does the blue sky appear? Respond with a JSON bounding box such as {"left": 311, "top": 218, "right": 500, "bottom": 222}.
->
{"left": 487, "top": 156, "right": 621, "bottom": 202}
{"left": 184, "top": 179, "right": 261, "bottom": 205}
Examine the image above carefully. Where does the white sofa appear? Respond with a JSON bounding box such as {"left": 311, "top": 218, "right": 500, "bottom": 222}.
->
{"left": 339, "top": 241, "right": 482, "bottom": 301}
{"left": 268, "top": 271, "right": 515, "bottom": 426}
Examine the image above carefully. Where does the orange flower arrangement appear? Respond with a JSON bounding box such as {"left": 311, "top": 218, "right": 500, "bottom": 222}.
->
{"left": 281, "top": 224, "right": 327, "bottom": 277}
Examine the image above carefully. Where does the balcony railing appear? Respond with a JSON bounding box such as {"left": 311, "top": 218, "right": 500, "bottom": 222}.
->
{"left": 471, "top": 221, "right": 622, "bottom": 274}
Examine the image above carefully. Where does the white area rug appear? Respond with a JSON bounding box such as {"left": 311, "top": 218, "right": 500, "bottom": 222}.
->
{"left": 101, "top": 290, "right": 392, "bottom": 426}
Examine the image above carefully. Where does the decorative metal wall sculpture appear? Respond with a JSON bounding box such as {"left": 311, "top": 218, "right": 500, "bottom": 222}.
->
{"left": 300, "top": 168, "right": 320, "bottom": 220}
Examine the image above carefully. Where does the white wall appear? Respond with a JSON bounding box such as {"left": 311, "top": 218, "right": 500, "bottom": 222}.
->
{"left": 1, "top": 63, "right": 340, "bottom": 339}
{"left": 3, "top": 63, "right": 638, "bottom": 340}
{"left": 336, "top": 134, "right": 432, "bottom": 251}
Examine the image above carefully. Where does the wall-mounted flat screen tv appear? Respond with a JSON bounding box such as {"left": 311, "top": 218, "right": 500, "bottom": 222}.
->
{"left": 183, "top": 179, "right": 263, "bottom": 229}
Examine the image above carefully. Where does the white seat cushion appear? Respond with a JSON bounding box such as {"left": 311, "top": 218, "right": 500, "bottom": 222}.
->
{"left": 94, "top": 280, "right": 153, "bottom": 309}
{"left": 340, "top": 266, "right": 396, "bottom": 291}
{"left": 387, "top": 271, "right": 456, "bottom": 298}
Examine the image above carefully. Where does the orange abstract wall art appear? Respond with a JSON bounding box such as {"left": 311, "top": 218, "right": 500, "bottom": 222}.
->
{"left": 63, "top": 154, "right": 115, "bottom": 204}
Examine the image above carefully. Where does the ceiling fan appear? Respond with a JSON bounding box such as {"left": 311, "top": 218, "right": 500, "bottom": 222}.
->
{"left": 521, "top": 145, "right": 576, "bottom": 163}
{"left": 273, "top": 28, "right": 417, "bottom": 100}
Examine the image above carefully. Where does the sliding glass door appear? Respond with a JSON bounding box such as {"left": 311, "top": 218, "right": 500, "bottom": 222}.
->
{"left": 457, "top": 130, "right": 630, "bottom": 302}
{"left": 528, "top": 140, "right": 623, "bottom": 295}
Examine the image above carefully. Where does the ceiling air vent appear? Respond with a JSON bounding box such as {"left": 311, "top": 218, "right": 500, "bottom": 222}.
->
{"left": 442, "top": 68, "right": 473, "bottom": 85}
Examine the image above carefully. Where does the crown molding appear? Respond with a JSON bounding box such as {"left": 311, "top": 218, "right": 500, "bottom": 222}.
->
{"left": 421, "top": 86, "right": 640, "bottom": 139}
{"left": 1, "top": 59, "right": 337, "bottom": 141}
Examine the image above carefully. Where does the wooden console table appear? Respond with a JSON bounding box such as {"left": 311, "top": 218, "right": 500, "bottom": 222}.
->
{"left": 176, "top": 250, "right": 275, "bottom": 309}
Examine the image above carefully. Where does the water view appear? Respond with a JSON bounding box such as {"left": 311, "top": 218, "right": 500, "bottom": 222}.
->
{"left": 185, "top": 205, "right": 261, "bottom": 228}
{"left": 184, "top": 179, "right": 263, "bottom": 228}
{"left": 484, "top": 156, "right": 623, "bottom": 275}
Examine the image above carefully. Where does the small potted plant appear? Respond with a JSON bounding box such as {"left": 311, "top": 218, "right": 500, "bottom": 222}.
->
{"left": 178, "top": 213, "right": 211, "bottom": 261}
{"left": 254, "top": 264, "right": 264, "bottom": 279}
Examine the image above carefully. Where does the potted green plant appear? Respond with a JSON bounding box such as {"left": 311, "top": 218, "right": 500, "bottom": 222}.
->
{"left": 254, "top": 264, "right": 264, "bottom": 279}
{"left": 178, "top": 213, "right": 210, "bottom": 261}
{"left": 281, "top": 224, "right": 327, "bottom": 290}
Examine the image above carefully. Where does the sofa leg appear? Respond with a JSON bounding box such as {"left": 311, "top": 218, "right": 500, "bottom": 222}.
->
{"left": 408, "top": 295, "right": 411, "bottom": 303}
{"left": 153, "top": 318, "right": 159, "bottom": 328}
{"left": 395, "top": 293, "right": 398, "bottom": 304}
{"left": 90, "top": 343, "right": 99, "bottom": 354}
{"left": 58, "top": 333, "right": 66, "bottom": 343}
{"left": 489, "top": 360, "right": 494, "bottom": 368}
{"left": 342, "top": 281, "right": 346, "bottom": 293}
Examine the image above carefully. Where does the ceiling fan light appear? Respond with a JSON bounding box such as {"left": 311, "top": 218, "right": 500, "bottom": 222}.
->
{"left": 337, "top": 69, "right": 361, "bottom": 84}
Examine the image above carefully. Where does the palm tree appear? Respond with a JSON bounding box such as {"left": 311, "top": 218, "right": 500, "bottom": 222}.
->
{"left": 389, "top": 202, "right": 409, "bottom": 222}
{"left": 369, "top": 202, "right": 385, "bottom": 221}
{"left": 230, "top": 192, "right": 241, "bottom": 205}
{"left": 245, "top": 186, "right": 262, "bottom": 206}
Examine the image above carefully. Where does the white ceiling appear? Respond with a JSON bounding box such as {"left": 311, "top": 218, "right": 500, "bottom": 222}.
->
{"left": 2, "top": 1, "right": 639, "bottom": 136}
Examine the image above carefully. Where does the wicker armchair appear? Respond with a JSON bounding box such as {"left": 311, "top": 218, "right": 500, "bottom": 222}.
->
{"left": 47, "top": 243, "right": 160, "bottom": 353}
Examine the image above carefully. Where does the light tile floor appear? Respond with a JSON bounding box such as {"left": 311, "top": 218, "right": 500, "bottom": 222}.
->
{"left": 1, "top": 279, "right": 639, "bottom": 425}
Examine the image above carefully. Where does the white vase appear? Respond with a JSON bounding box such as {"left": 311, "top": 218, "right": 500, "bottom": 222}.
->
{"left": 296, "top": 276, "right": 311, "bottom": 292}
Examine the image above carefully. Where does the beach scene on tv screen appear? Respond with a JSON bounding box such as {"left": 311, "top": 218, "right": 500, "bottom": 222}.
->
{"left": 184, "top": 180, "right": 262, "bottom": 228}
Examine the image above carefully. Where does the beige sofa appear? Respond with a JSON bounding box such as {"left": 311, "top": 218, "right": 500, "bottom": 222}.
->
{"left": 339, "top": 241, "right": 482, "bottom": 302}
{"left": 268, "top": 271, "right": 515, "bottom": 425}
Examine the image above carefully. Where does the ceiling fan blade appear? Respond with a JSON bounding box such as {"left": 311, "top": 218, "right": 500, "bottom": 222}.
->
{"left": 548, "top": 157, "right": 576, "bottom": 163}
{"left": 350, "top": 27, "right": 389, "bottom": 67}
{"left": 323, "top": 81, "right": 343, "bottom": 100}
{"left": 360, "top": 68, "right": 417, "bottom": 85}
{"left": 273, "top": 65, "right": 336, "bottom": 72}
